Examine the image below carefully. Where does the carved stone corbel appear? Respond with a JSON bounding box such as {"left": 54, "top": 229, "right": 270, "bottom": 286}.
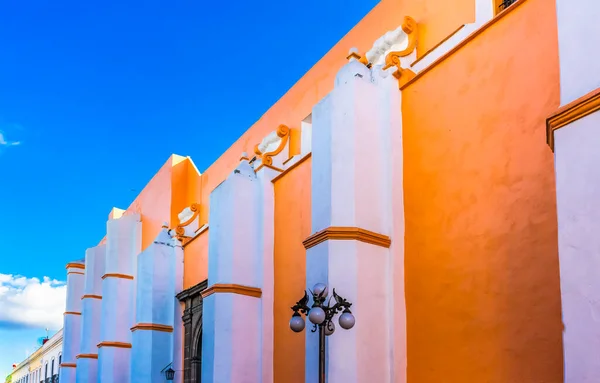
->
{"left": 175, "top": 203, "right": 201, "bottom": 241}
{"left": 383, "top": 16, "right": 418, "bottom": 85}
{"left": 345, "top": 16, "right": 419, "bottom": 87}
{"left": 253, "top": 124, "right": 291, "bottom": 172}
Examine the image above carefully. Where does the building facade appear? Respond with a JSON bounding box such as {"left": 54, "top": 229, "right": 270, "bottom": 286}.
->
{"left": 9, "top": 330, "right": 63, "bottom": 383}
{"left": 546, "top": 0, "right": 600, "bottom": 381}
{"left": 6, "top": 0, "right": 599, "bottom": 382}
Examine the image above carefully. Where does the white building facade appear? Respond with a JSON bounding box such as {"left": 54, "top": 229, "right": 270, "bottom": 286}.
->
{"left": 9, "top": 330, "right": 63, "bottom": 383}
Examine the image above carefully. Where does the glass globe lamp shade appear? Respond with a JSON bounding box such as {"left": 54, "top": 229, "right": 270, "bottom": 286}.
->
{"left": 324, "top": 320, "right": 335, "bottom": 336}
{"left": 289, "top": 313, "right": 306, "bottom": 333}
{"left": 339, "top": 310, "right": 356, "bottom": 330}
{"left": 308, "top": 307, "right": 326, "bottom": 325}
{"left": 312, "top": 283, "right": 328, "bottom": 298}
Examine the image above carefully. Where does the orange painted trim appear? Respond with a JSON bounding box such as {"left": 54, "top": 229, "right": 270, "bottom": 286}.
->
{"left": 67, "top": 271, "right": 85, "bottom": 276}
{"left": 201, "top": 284, "right": 262, "bottom": 299}
{"left": 303, "top": 227, "right": 392, "bottom": 249}
{"left": 411, "top": 24, "right": 466, "bottom": 67}
{"left": 272, "top": 153, "right": 312, "bottom": 183}
{"left": 401, "top": 0, "right": 527, "bottom": 90}
{"left": 65, "top": 263, "right": 85, "bottom": 270}
{"left": 60, "top": 363, "right": 76, "bottom": 368}
{"left": 181, "top": 225, "right": 209, "bottom": 249}
{"left": 97, "top": 341, "right": 132, "bottom": 349}
{"left": 64, "top": 311, "right": 82, "bottom": 316}
{"left": 76, "top": 354, "right": 98, "bottom": 359}
{"left": 101, "top": 273, "right": 134, "bottom": 280}
{"left": 81, "top": 294, "right": 102, "bottom": 300}
{"left": 255, "top": 163, "right": 284, "bottom": 173}
{"left": 130, "top": 323, "right": 174, "bottom": 333}
{"left": 546, "top": 87, "right": 600, "bottom": 151}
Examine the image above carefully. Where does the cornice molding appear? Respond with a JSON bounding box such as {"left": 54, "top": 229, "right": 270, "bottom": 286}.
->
{"left": 97, "top": 341, "right": 132, "bottom": 349}
{"left": 101, "top": 273, "right": 134, "bottom": 280}
{"left": 81, "top": 294, "right": 102, "bottom": 300}
{"left": 65, "top": 263, "right": 85, "bottom": 270}
{"left": 303, "top": 226, "right": 392, "bottom": 249}
{"left": 176, "top": 279, "right": 209, "bottom": 301}
{"left": 75, "top": 354, "right": 98, "bottom": 359}
{"left": 546, "top": 87, "right": 600, "bottom": 151}
{"left": 130, "top": 323, "right": 174, "bottom": 333}
{"left": 201, "top": 283, "right": 262, "bottom": 299}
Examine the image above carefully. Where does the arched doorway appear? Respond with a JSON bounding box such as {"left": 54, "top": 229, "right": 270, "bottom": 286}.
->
{"left": 191, "top": 330, "right": 202, "bottom": 382}
{"left": 176, "top": 280, "right": 207, "bottom": 383}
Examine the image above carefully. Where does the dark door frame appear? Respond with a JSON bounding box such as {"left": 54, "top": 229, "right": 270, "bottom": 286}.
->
{"left": 176, "top": 279, "right": 208, "bottom": 383}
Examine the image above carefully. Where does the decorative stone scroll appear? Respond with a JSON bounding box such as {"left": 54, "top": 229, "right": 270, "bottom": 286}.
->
{"left": 253, "top": 124, "right": 291, "bottom": 172}
{"left": 346, "top": 16, "right": 418, "bottom": 86}
{"left": 175, "top": 203, "right": 200, "bottom": 240}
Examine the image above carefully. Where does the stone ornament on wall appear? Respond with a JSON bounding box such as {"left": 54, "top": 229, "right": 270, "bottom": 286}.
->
{"left": 175, "top": 203, "right": 200, "bottom": 241}
{"left": 253, "top": 124, "right": 291, "bottom": 172}
{"left": 347, "top": 16, "right": 418, "bottom": 86}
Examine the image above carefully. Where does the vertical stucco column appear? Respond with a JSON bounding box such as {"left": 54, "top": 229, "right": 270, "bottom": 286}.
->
{"left": 98, "top": 214, "right": 142, "bottom": 383}
{"left": 172, "top": 239, "right": 185, "bottom": 383}
{"left": 555, "top": 0, "right": 600, "bottom": 106}
{"left": 255, "top": 166, "right": 278, "bottom": 383}
{"left": 305, "top": 59, "right": 404, "bottom": 383}
{"left": 75, "top": 245, "right": 106, "bottom": 383}
{"left": 201, "top": 159, "right": 262, "bottom": 383}
{"left": 550, "top": 1, "right": 600, "bottom": 382}
{"left": 59, "top": 260, "right": 86, "bottom": 383}
{"left": 130, "top": 228, "right": 180, "bottom": 383}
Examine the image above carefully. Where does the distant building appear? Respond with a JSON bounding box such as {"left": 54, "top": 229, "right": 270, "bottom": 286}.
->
{"left": 9, "top": 330, "right": 63, "bottom": 383}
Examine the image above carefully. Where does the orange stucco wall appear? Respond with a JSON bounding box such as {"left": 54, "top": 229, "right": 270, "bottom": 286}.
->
{"left": 99, "top": 155, "right": 202, "bottom": 251}
{"left": 115, "top": 155, "right": 177, "bottom": 249}
{"left": 273, "top": 157, "right": 312, "bottom": 383}
{"left": 401, "top": 0, "right": 562, "bottom": 381}
{"left": 183, "top": 0, "right": 482, "bottom": 290}
{"left": 146, "top": 0, "right": 563, "bottom": 381}
{"left": 183, "top": 231, "right": 209, "bottom": 290}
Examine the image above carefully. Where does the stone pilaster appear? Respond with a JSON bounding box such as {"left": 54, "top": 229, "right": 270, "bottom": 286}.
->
{"left": 59, "top": 261, "right": 86, "bottom": 383}
{"left": 305, "top": 59, "right": 404, "bottom": 383}
{"left": 201, "top": 159, "right": 263, "bottom": 383}
{"left": 172, "top": 239, "right": 185, "bottom": 383}
{"left": 548, "top": 2, "right": 600, "bottom": 380}
{"left": 130, "top": 229, "right": 180, "bottom": 383}
{"left": 255, "top": 165, "right": 278, "bottom": 383}
{"left": 97, "top": 214, "right": 142, "bottom": 383}
{"left": 75, "top": 245, "right": 106, "bottom": 383}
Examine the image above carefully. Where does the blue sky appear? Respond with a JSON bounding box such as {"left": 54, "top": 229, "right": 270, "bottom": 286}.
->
{"left": 0, "top": 0, "right": 379, "bottom": 378}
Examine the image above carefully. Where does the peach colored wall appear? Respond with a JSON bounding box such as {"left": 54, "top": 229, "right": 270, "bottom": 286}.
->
{"left": 120, "top": 156, "right": 174, "bottom": 249}
{"left": 184, "top": 0, "right": 480, "bottom": 290}
{"left": 399, "top": 0, "right": 475, "bottom": 57}
{"left": 99, "top": 156, "right": 202, "bottom": 252}
{"left": 401, "top": 0, "right": 562, "bottom": 382}
{"left": 171, "top": 157, "right": 203, "bottom": 230}
{"left": 273, "top": 157, "right": 312, "bottom": 383}
{"left": 183, "top": 232, "right": 209, "bottom": 290}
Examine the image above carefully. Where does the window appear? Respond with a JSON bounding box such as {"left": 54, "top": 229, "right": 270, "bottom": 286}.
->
{"left": 50, "top": 359, "right": 54, "bottom": 377}
{"left": 44, "top": 363, "right": 48, "bottom": 379}
{"left": 495, "top": 0, "right": 517, "bottom": 14}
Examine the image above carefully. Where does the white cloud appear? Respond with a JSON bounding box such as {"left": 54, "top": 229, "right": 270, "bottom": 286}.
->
{"left": 0, "top": 274, "right": 66, "bottom": 330}
{"left": 0, "top": 131, "right": 20, "bottom": 146}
